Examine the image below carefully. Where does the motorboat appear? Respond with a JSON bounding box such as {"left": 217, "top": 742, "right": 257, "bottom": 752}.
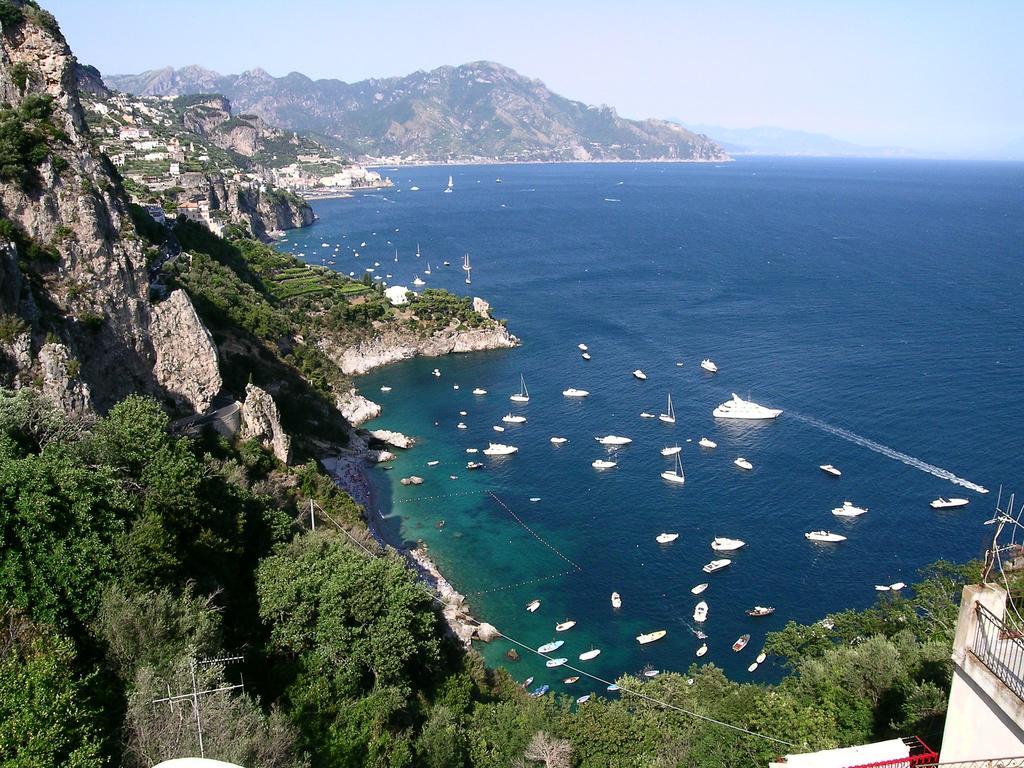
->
{"left": 756, "top": 652, "right": 766, "bottom": 664}
{"left": 930, "top": 497, "right": 969, "bottom": 509}
{"left": 578, "top": 343, "right": 588, "bottom": 352}
{"left": 636, "top": 629, "right": 667, "bottom": 645}
{"left": 875, "top": 584, "right": 891, "bottom": 591}
{"left": 466, "top": 461, "right": 483, "bottom": 470}
{"left": 696, "top": 643, "right": 708, "bottom": 657}
{"left": 592, "top": 459, "right": 617, "bottom": 469}
{"left": 711, "top": 537, "right": 746, "bottom": 551}
{"left": 643, "top": 669, "right": 661, "bottom": 678}
{"left": 832, "top": 501, "right": 868, "bottom": 517}
{"left": 456, "top": 422, "right": 467, "bottom": 430}
{"left": 466, "top": 448, "right": 479, "bottom": 454}
{"left": 748, "top": 662, "right": 759, "bottom": 672}
{"left": 659, "top": 393, "right": 676, "bottom": 424}
{"left": 641, "top": 412, "right": 656, "bottom": 419}
{"left": 492, "top": 425, "right": 505, "bottom": 432}
{"left": 412, "top": 275, "right": 426, "bottom": 286}
{"left": 427, "top": 460, "right": 440, "bottom": 466}
{"left": 820, "top": 464, "right": 842, "bottom": 477}
{"left": 550, "top": 436, "right": 568, "bottom": 444}
{"left": 563, "top": 676, "right": 579, "bottom": 684}
{"left": 693, "top": 601, "right": 708, "bottom": 622}
{"left": 700, "top": 359, "right": 718, "bottom": 373}
{"left": 734, "top": 457, "right": 753, "bottom": 470}
{"left": 538, "top": 640, "right": 564, "bottom": 654}
{"left": 502, "top": 413, "right": 527, "bottom": 424}
{"left": 459, "top": 410, "right": 468, "bottom": 416}
{"left": 545, "top": 658, "right": 568, "bottom": 668}
{"left": 633, "top": 369, "right": 647, "bottom": 380}
{"left": 578, "top": 648, "right": 601, "bottom": 661}
{"left": 526, "top": 599, "right": 541, "bottom": 612}
{"left": 562, "top": 388, "right": 590, "bottom": 397}
{"left": 380, "top": 385, "right": 392, "bottom": 392}
{"left": 576, "top": 694, "right": 590, "bottom": 703}
{"left": 530, "top": 497, "right": 541, "bottom": 502}
{"left": 522, "top": 676, "right": 534, "bottom": 688}
{"left": 805, "top": 530, "right": 847, "bottom": 543}
{"left": 661, "top": 445, "right": 682, "bottom": 456}
{"left": 607, "top": 684, "right": 620, "bottom": 692}
{"left": 691, "top": 583, "right": 709, "bottom": 595}
{"left": 483, "top": 443, "right": 518, "bottom": 456}
{"left": 745, "top": 606, "right": 775, "bottom": 617}
{"left": 472, "top": 388, "right": 487, "bottom": 395}
{"left": 660, "top": 452, "right": 685, "bottom": 484}
{"left": 581, "top": 352, "right": 591, "bottom": 360}
{"left": 698, "top": 437, "right": 717, "bottom": 449}
{"left": 596, "top": 435, "right": 632, "bottom": 446}
{"left": 732, "top": 634, "right": 751, "bottom": 652}
{"left": 432, "top": 368, "right": 441, "bottom": 377}
{"left": 611, "top": 592, "right": 622, "bottom": 608}
{"left": 510, "top": 373, "right": 530, "bottom": 403}
{"left": 529, "top": 685, "right": 549, "bottom": 697}
{"left": 656, "top": 532, "right": 679, "bottom": 544}
{"left": 713, "top": 393, "right": 782, "bottom": 420}
{"left": 703, "top": 558, "right": 732, "bottom": 573}
{"left": 453, "top": 384, "right": 460, "bottom": 390}
{"left": 555, "top": 620, "right": 577, "bottom": 632}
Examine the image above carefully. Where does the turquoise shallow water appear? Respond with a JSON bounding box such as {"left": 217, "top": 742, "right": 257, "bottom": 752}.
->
{"left": 280, "top": 159, "right": 1024, "bottom": 694}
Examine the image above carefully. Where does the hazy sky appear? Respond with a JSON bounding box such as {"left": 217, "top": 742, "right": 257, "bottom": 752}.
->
{"left": 46, "top": 0, "right": 1024, "bottom": 156}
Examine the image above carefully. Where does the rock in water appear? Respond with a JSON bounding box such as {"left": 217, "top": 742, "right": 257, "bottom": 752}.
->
{"left": 506, "top": 648, "right": 520, "bottom": 661}
{"left": 336, "top": 388, "right": 382, "bottom": 426}
{"left": 475, "top": 623, "right": 499, "bottom": 642}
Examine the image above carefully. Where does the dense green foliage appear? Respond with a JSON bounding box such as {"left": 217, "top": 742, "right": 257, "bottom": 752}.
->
{"left": 0, "top": 94, "right": 66, "bottom": 189}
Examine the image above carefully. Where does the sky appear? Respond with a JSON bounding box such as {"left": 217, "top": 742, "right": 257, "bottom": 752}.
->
{"left": 45, "top": 0, "right": 1024, "bottom": 157}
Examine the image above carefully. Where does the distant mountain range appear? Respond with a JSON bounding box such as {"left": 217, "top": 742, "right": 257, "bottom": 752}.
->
{"left": 678, "top": 123, "right": 916, "bottom": 158}
{"left": 105, "top": 62, "right": 728, "bottom": 164}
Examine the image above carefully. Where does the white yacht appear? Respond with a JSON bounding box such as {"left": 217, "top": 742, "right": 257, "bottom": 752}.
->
{"left": 380, "top": 385, "right": 392, "bottom": 392}
{"left": 595, "top": 435, "right": 632, "bottom": 446}
{"left": 661, "top": 445, "right": 682, "bottom": 456}
{"left": 562, "top": 388, "right": 590, "bottom": 398}
{"left": 734, "top": 457, "right": 753, "bottom": 470}
{"left": 690, "top": 583, "right": 709, "bottom": 595}
{"left": 581, "top": 352, "right": 591, "bottom": 360}
{"left": 412, "top": 275, "right": 425, "bottom": 286}
{"left": 660, "top": 453, "right": 685, "bottom": 484}
{"left": 820, "top": 464, "right": 842, "bottom": 477}
{"left": 444, "top": 175, "right": 453, "bottom": 193}
{"left": 656, "top": 532, "right": 679, "bottom": 543}
{"left": 713, "top": 393, "right": 782, "bottom": 420}
{"left": 636, "top": 629, "right": 667, "bottom": 645}
{"left": 832, "top": 501, "right": 868, "bottom": 517}
{"left": 592, "top": 459, "right": 617, "bottom": 469}
{"left": 633, "top": 369, "right": 647, "bottom": 380}
{"left": 555, "top": 620, "right": 576, "bottom": 632}
{"left": 890, "top": 582, "right": 906, "bottom": 591}
{"left": 545, "top": 658, "right": 568, "bottom": 668}
{"left": 611, "top": 592, "right": 622, "bottom": 609}
{"left": 510, "top": 373, "right": 529, "bottom": 403}
{"left": 698, "top": 437, "right": 717, "bottom": 449}
{"left": 703, "top": 558, "right": 732, "bottom": 573}
{"left": 550, "top": 436, "right": 568, "bottom": 444}
{"left": 711, "top": 537, "right": 746, "bottom": 551}
{"left": 483, "top": 443, "right": 518, "bottom": 456}
{"left": 700, "top": 359, "right": 718, "bottom": 373}
{"left": 472, "top": 387, "right": 487, "bottom": 395}
{"left": 456, "top": 422, "right": 467, "bottom": 430}
{"left": 578, "top": 343, "right": 588, "bottom": 352}
{"left": 501, "top": 413, "right": 527, "bottom": 424}
{"left": 578, "top": 648, "right": 601, "bottom": 661}
{"left": 537, "top": 640, "right": 564, "bottom": 654}
{"left": 930, "top": 497, "right": 969, "bottom": 509}
{"left": 696, "top": 643, "right": 708, "bottom": 657}
{"left": 805, "top": 530, "right": 847, "bottom": 543}
{"left": 693, "top": 600, "right": 708, "bottom": 623}
{"left": 659, "top": 393, "right": 676, "bottom": 424}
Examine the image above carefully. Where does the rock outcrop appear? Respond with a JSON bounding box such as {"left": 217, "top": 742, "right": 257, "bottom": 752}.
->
{"left": 149, "top": 289, "right": 222, "bottom": 413}
{"left": 409, "top": 545, "right": 492, "bottom": 647}
{"left": 239, "top": 383, "right": 291, "bottom": 464}
{"left": 38, "top": 342, "right": 91, "bottom": 415}
{"left": 336, "top": 388, "right": 381, "bottom": 427}
{"left": 368, "top": 429, "right": 414, "bottom": 449}
{"left": 325, "top": 324, "right": 519, "bottom": 377}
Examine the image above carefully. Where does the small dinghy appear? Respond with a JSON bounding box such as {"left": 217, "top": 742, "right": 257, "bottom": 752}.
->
{"left": 747, "top": 662, "right": 759, "bottom": 672}
{"left": 578, "top": 648, "right": 601, "bottom": 661}
{"left": 526, "top": 599, "right": 541, "bottom": 612}
{"left": 493, "top": 425, "right": 505, "bottom": 432}
{"left": 563, "top": 676, "right": 580, "bottom": 684}
{"left": 756, "top": 652, "right": 767, "bottom": 664}
{"left": 820, "top": 464, "right": 842, "bottom": 476}
{"left": 427, "top": 460, "right": 439, "bottom": 466}
{"left": 641, "top": 412, "right": 656, "bottom": 419}
{"left": 633, "top": 369, "right": 647, "bottom": 380}
{"left": 693, "top": 600, "right": 708, "bottom": 622}
{"left": 522, "top": 676, "right": 534, "bottom": 688}
{"left": 732, "top": 634, "right": 751, "bottom": 652}
{"left": 457, "top": 422, "right": 467, "bottom": 430}
{"left": 607, "top": 684, "right": 620, "bottom": 692}
{"left": 690, "top": 583, "right": 709, "bottom": 595}
{"left": 582, "top": 352, "right": 591, "bottom": 360}
{"left": 466, "top": 448, "right": 479, "bottom": 453}
{"left": 745, "top": 606, "right": 775, "bottom": 617}
{"left": 611, "top": 592, "right": 622, "bottom": 608}
{"left": 472, "top": 388, "right": 487, "bottom": 395}
{"left": 656, "top": 532, "right": 679, "bottom": 544}
{"left": 696, "top": 643, "right": 708, "bottom": 657}
{"left": 538, "top": 640, "right": 564, "bottom": 654}
{"left": 555, "top": 620, "right": 577, "bottom": 632}
{"left": 643, "top": 669, "right": 660, "bottom": 678}
{"left": 890, "top": 582, "right": 906, "bottom": 591}
{"left": 576, "top": 694, "right": 591, "bottom": 703}
{"left": 380, "top": 386, "right": 392, "bottom": 392}
{"left": 545, "top": 658, "right": 568, "bottom": 668}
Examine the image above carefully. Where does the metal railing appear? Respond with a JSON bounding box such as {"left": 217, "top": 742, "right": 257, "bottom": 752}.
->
{"left": 971, "top": 602, "right": 1024, "bottom": 702}
{"left": 844, "top": 736, "right": 938, "bottom": 767}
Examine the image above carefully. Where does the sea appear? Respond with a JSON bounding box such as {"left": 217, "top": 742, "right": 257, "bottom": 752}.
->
{"left": 278, "top": 158, "right": 1024, "bottom": 692}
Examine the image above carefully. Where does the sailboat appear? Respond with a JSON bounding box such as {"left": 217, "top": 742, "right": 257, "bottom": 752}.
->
{"left": 394, "top": 249, "right": 399, "bottom": 263}
{"left": 510, "top": 374, "right": 530, "bottom": 403}
{"left": 660, "top": 451, "right": 685, "bottom": 484}
{"left": 463, "top": 253, "right": 471, "bottom": 284}
{"left": 659, "top": 393, "right": 676, "bottom": 424}
{"left": 444, "top": 175, "right": 453, "bottom": 193}
{"left": 416, "top": 243, "right": 421, "bottom": 258}
{"left": 424, "top": 262, "right": 432, "bottom": 275}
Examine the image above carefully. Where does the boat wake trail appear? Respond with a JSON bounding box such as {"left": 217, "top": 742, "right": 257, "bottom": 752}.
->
{"left": 788, "top": 412, "right": 988, "bottom": 494}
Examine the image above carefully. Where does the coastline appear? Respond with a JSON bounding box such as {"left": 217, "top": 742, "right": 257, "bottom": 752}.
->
{"left": 366, "top": 156, "right": 733, "bottom": 169}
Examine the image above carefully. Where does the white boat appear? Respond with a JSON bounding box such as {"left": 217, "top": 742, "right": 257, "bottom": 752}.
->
{"left": 930, "top": 497, "right": 969, "bottom": 509}
{"left": 466, "top": 448, "right": 478, "bottom": 454}
{"left": 472, "top": 388, "right": 487, "bottom": 395}
{"left": 545, "top": 658, "right": 568, "bottom": 668}
{"left": 691, "top": 583, "right": 709, "bottom": 595}
{"left": 444, "top": 174, "right": 453, "bottom": 193}
{"left": 805, "top": 530, "right": 847, "bottom": 543}
{"left": 412, "top": 275, "right": 425, "bottom": 286}
{"left": 578, "top": 648, "right": 601, "bottom": 661}
{"left": 578, "top": 343, "right": 588, "bottom": 352}
{"left": 555, "top": 620, "right": 576, "bottom": 632}
{"left": 510, "top": 373, "right": 530, "bottom": 403}
{"left": 875, "top": 584, "right": 891, "bottom": 591}
{"left": 576, "top": 694, "right": 591, "bottom": 704}
{"left": 427, "top": 460, "right": 439, "bottom": 467}
{"left": 416, "top": 243, "right": 421, "bottom": 258}
{"left": 641, "top": 412, "right": 656, "bottom": 419}
{"left": 581, "top": 352, "right": 591, "bottom": 360}
{"left": 501, "top": 413, "right": 527, "bottom": 424}
{"left": 550, "top": 436, "right": 568, "bottom": 444}
{"left": 424, "top": 262, "right": 432, "bottom": 275}
{"left": 661, "top": 445, "right": 682, "bottom": 456}
{"left": 659, "top": 393, "right": 676, "bottom": 424}
{"left": 492, "top": 426, "right": 505, "bottom": 432}
{"left": 711, "top": 537, "right": 746, "bottom": 551}
{"left": 693, "top": 600, "right": 708, "bottom": 622}
{"left": 643, "top": 669, "right": 661, "bottom": 678}
{"left": 483, "top": 443, "right": 518, "bottom": 456}
{"left": 394, "top": 249, "right": 399, "bottom": 262}
{"left": 660, "top": 452, "right": 685, "bottom": 484}
{"left": 526, "top": 599, "right": 541, "bottom": 612}
{"left": 463, "top": 253, "right": 471, "bottom": 284}
{"left": 746, "top": 606, "right": 775, "bottom": 617}
{"left": 633, "top": 369, "right": 647, "bottom": 380}
{"left": 562, "top": 388, "right": 590, "bottom": 398}
{"left": 890, "top": 582, "right": 906, "bottom": 591}
{"left": 636, "top": 629, "right": 667, "bottom": 645}
{"left": 530, "top": 497, "right": 541, "bottom": 502}
{"left": 456, "top": 422, "right": 467, "bottom": 430}
{"left": 747, "top": 662, "right": 759, "bottom": 673}
{"left": 538, "top": 640, "right": 564, "bottom": 653}
{"left": 442, "top": 260, "right": 450, "bottom": 266}
{"left": 432, "top": 368, "right": 441, "bottom": 377}
{"left": 713, "top": 393, "right": 782, "bottom": 420}
{"left": 832, "top": 500, "right": 868, "bottom": 517}
{"left": 696, "top": 643, "right": 708, "bottom": 657}
{"left": 656, "top": 532, "right": 679, "bottom": 544}
{"left": 700, "top": 359, "right": 718, "bottom": 373}
{"left": 410, "top": 186, "right": 420, "bottom": 191}
{"left": 453, "top": 384, "right": 460, "bottom": 390}
{"left": 698, "top": 437, "right": 717, "bottom": 449}
{"left": 734, "top": 457, "right": 753, "bottom": 470}
{"left": 563, "top": 676, "right": 579, "bottom": 684}
{"left": 703, "top": 558, "right": 732, "bottom": 573}
{"left": 466, "top": 461, "right": 483, "bottom": 470}
{"left": 820, "top": 464, "right": 842, "bottom": 477}
{"left": 595, "top": 435, "right": 632, "bottom": 446}
{"left": 592, "top": 459, "right": 617, "bottom": 469}
{"left": 380, "top": 386, "right": 392, "bottom": 392}
{"left": 611, "top": 592, "right": 622, "bottom": 608}
{"left": 756, "top": 652, "right": 767, "bottom": 664}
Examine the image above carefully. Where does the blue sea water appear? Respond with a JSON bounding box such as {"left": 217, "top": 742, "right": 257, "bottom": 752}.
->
{"left": 280, "top": 158, "right": 1024, "bottom": 693}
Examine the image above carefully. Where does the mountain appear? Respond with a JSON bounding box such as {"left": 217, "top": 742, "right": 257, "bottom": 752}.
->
{"left": 679, "top": 123, "right": 915, "bottom": 158}
{"left": 106, "top": 62, "right": 728, "bottom": 164}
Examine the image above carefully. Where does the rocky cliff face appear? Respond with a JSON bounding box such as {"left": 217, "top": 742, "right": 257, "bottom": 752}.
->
{"left": 149, "top": 289, "right": 222, "bottom": 412}
{"left": 174, "top": 170, "right": 313, "bottom": 239}
{"left": 239, "top": 382, "right": 291, "bottom": 464}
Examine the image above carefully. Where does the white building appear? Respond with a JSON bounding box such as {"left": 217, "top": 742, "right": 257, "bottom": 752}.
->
{"left": 384, "top": 285, "right": 411, "bottom": 306}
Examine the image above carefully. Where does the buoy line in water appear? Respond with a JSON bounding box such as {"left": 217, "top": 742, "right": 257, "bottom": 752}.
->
{"left": 393, "top": 489, "right": 486, "bottom": 505}
{"left": 788, "top": 411, "right": 989, "bottom": 494}
{"left": 488, "top": 491, "right": 583, "bottom": 571}
{"left": 467, "top": 568, "right": 580, "bottom": 596}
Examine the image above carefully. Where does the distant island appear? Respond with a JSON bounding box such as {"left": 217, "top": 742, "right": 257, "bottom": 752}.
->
{"left": 678, "top": 122, "right": 916, "bottom": 158}
{"left": 105, "top": 62, "right": 729, "bottom": 165}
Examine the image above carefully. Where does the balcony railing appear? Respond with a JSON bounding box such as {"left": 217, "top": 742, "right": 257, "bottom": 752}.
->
{"left": 971, "top": 602, "right": 1024, "bottom": 701}
{"left": 843, "top": 736, "right": 938, "bottom": 767}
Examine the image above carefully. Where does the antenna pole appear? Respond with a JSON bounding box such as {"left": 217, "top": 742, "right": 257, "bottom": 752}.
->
{"left": 190, "top": 658, "right": 205, "bottom": 758}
